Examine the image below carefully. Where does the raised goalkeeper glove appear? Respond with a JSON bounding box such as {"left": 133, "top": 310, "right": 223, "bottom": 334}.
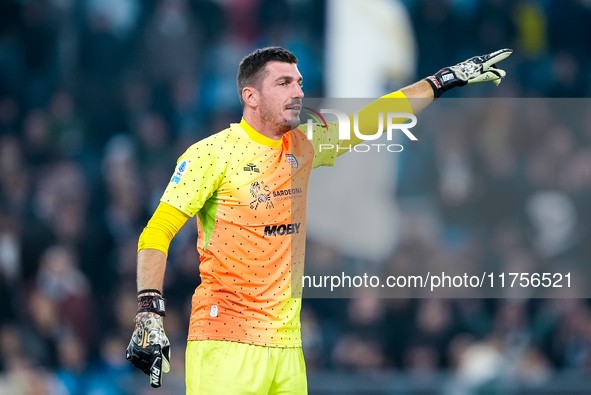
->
{"left": 425, "top": 48, "right": 513, "bottom": 98}
{"left": 126, "top": 290, "right": 170, "bottom": 388}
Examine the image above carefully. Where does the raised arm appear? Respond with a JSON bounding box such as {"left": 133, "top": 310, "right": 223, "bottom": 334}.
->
{"left": 400, "top": 79, "right": 434, "bottom": 114}
{"left": 337, "top": 49, "right": 513, "bottom": 152}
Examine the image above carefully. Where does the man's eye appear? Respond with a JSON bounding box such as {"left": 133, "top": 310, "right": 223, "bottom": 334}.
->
{"left": 279, "top": 82, "right": 286, "bottom": 86}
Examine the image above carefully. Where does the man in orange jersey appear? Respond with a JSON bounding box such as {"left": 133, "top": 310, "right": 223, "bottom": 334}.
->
{"left": 126, "top": 46, "right": 512, "bottom": 392}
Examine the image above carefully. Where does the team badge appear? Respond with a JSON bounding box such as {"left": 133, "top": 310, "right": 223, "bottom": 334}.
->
{"left": 249, "top": 181, "right": 274, "bottom": 210}
{"left": 286, "top": 154, "right": 299, "bottom": 169}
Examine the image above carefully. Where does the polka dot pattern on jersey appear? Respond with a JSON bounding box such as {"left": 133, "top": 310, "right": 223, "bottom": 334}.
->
{"left": 161, "top": 119, "right": 340, "bottom": 347}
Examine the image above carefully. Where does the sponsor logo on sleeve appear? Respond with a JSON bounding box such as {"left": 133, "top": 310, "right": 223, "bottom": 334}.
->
{"left": 171, "top": 160, "right": 190, "bottom": 184}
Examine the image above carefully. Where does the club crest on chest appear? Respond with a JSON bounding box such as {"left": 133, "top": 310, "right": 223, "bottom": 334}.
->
{"left": 285, "top": 154, "right": 298, "bottom": 169}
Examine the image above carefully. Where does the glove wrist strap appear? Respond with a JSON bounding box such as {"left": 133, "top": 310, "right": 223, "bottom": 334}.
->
{"left": 138, "top": 288, "right": 161, "bottom": 296}
{"left": 424, "top": 76, "right": 442, "bottom": 99}
{"left": 137, "top": 290, "right": 166, "bottom": 316}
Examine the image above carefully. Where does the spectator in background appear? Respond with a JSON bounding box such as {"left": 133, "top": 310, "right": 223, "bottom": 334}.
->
{"left": 141, "top": 0, "right": 201, "bottom": 88}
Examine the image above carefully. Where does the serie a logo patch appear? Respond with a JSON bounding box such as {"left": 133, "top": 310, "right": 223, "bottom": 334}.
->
{"left": 286, "top": 154, "right": 298, "bottom": 168}
{"left": 171, "top": 160, "right": 190, "bottom": 184}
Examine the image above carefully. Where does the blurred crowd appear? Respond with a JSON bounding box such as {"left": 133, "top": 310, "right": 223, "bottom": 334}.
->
{"left": 1, "top": 0, "right": 591, "bottom": 394}
{"left": 406, "top": 0, "right": 591, "bottom": 97}
{"left": 302, "top": 97, "right": 591, "bottom": 392}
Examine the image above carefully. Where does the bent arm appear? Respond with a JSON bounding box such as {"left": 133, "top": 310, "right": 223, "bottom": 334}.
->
{"left": 136, "top": 201, "right": 190, "bottom": 292}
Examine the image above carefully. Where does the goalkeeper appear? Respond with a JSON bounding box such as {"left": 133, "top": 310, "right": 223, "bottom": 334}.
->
{"left": 126, "top": 47, "right": 512, "bottom": 393}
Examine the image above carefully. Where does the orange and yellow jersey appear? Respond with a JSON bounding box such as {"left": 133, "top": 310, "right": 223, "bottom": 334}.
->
{"left": 160, "top": 118, "right": 340, "bottom": 347}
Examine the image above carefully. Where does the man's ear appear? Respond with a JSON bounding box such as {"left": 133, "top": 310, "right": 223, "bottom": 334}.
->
{"left": 242, "top": 87, "right": 258, "bottom": 108}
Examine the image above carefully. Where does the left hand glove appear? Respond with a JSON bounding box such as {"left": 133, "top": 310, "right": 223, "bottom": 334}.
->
{"left": 126, "top": 291, "right": 170, "bottom": 388}
{"left": 426, "top": 48, "right": 513, "bottom": 98}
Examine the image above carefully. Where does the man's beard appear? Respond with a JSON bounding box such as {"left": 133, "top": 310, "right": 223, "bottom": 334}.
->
{"left": 260, "top": 105, "right": 296, "bottom": 135}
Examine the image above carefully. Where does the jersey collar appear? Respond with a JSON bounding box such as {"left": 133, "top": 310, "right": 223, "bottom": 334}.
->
{"left": 239, "top": 118, "right": 283, "bottom": 148}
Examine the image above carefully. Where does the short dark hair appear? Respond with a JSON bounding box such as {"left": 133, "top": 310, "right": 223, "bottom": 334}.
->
{"left": 237, "top": 46, "right": 298, "bottom": 107}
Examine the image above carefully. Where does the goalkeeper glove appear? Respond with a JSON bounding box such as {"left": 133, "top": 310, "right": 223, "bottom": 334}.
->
{"left": 425, "top": 48, "right": 513, "bottom": 98}
{"left": 126, "top": 290, "right": 170, "bottom": 388}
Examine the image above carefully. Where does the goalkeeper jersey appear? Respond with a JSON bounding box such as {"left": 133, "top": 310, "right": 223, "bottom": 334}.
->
{"left": 160, "top": 118, "right": 340, "bottom": 347}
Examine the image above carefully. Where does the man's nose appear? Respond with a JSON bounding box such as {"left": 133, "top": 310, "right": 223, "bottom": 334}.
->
{"left": 294, "top": 83, "right": 304, "bottom": 99}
